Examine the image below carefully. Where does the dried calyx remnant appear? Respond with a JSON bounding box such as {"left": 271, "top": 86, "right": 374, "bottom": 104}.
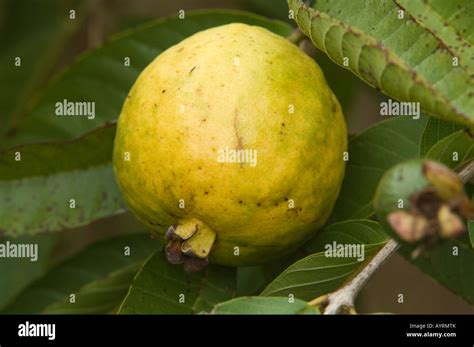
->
{"left": 165, "top": 218, "right": 216, "bottom": 272}
{"left": 388, "top": 161, "right": 474, "bottom": 257}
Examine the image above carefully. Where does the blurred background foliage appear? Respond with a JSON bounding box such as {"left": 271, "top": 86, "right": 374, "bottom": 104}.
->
{"left": 0, "top": 0, "right": 472, "bottom": 313}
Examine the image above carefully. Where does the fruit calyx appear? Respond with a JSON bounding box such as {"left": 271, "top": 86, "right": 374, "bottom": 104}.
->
{"left": 164, "top": 218, "right": 216, "bottom": 272}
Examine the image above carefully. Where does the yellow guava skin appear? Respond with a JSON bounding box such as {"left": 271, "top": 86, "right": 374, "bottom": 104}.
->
{"left": 113, "top": 23, "right": 347, "bottom": 267}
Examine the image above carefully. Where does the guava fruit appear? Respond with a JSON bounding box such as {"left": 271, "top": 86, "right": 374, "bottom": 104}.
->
{"left": 113, "top": 23, "right": 347, "bottom": 270}
{"left": 374, "top": 160, "right": 474, "bottom": 256}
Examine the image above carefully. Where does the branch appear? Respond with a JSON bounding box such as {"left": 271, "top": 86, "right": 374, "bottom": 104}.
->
{"left": 309, "top": 239, "right": 399, "bottom": 314}
{"left": 287, "top": 29, "right": 318, "bottom": 58}
{"left": 286, "top": 28, "right": 305, "bottom": 45}
{"left": 309, "top": 159, "right": 474, "bottom": 314}
{"left": 458, "top": 160, "right": 474, "bottom": 183}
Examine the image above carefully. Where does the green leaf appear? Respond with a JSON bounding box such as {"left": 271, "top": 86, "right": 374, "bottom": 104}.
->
{"left": 399, "top": 238, "right": 474, "bottom": 305}
{"left": 243, "top": 0, "right": 292, "bottom": 21}
{"left": 211, "top": 297, "right": 319, "bottom": 314}
{"left": 303, "top": 220, "right": 389, "bottom": 253}
{"left": 261, "top": 220, "right": 388, "bottom": 300}
{"left": 0, "top": 233, "right": 58, "bottom": 310}
{"left": 331, "top": 116, "right": 428, "bottom": 222}
{"left": 0, "top": 0, "right": 85, "bottom": 140}
{"left": 419, "top": 118, "right": 463, "bottom": 156}
{"left": 119, "top": 252, "right": 236, "bottom": 314}
{"left": 0, "top": 124, "right": 125, "bottom": 236}
{"left": 395, "top": 0, "right": 474, "bottom": 72}
{"left": 424, "top": 130, "right": 474, "bottom": 168}
{"left": 469, "top": 221, "right": 474, "bottom": 248}
{"left": 4, "top": 10, "right": 292, "bottom": 147}
{"left": 43, "top": 263, "right": 141, "bottom": 314}
{"left": 467, "top": 220, "right": 474, "bottom": 248}
{"left": 236, "top": 267, "right": 268, "bottom": 296}
{"left": 236, "top": 252, "right": 305, "bottom": 296}
{"left": 288, "top": 0, "right": 474, "bottom": 127}
{"left": 2, "top": 234, "right": 159, "bottom": 314}
{"left": 314, "top": 47, "right": 361, "bottom": 114}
